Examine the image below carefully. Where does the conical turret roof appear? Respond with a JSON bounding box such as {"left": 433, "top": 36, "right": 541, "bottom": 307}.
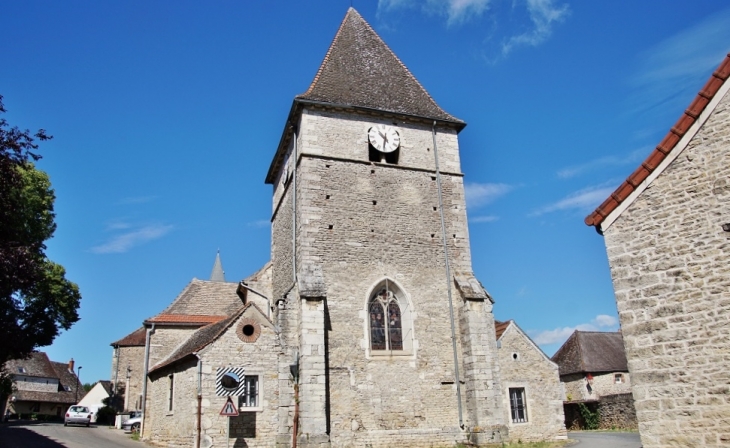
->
{"left": 297, "top": 8, "right": 462, "bottom": 124}
{"left": 210, "top": 250, "right": 225, "bottom": 282}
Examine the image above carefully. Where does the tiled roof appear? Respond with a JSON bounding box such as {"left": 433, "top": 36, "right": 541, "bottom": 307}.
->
{"left": 551, "top": 331, "right": 628, "bottom": 376}
{"left": 149, "top": 306, "right": 248, "bottom": 374}
{"left": 145, "top": 314, "right": 227, "bottom": 325}
{"left": 585, "top": 53, "right": 730, "bottom": 229}
{"left": 494, "top": 320, "right": 512, "bottom": 340}
{"left": 50, "top": 361, "right": 85, "bottom": 402}
{"left": 111, "top": 327, "right": 147, "bottom": 347}
{"left": 297, "top": 8, "right": 463, "bottom": 125}
{"left": 5, "top": 352, "right": 57, "bottom": 379}
{"left": 158, "top": 279, "right": 241, "bottom": 317}
{"left": 12, "top": 389, "right": 78, "bottom": 405}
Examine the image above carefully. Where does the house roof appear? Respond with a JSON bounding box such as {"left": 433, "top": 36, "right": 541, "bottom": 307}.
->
{"left": 12, "top": 390, "right": 78, "bottom": 405}
{"left": 494, "top": 320, "right": 511, "bottom": 340}
{"left": 50, "top": 361, "right": 85, "bottom": 402}
{"left": 111, "top": 327, "right": 147, "bottom": 347}
{"left": 265, "top": 7, "right": 465, "bottom": 184}
{"left": 150, "top": 302, "right": 273, "bottom": 375}
{"left": 149, "top": 306, "right": 248, "bottom": 374}
{"left": 148, "top": 278, "right": 241, "bottom": 323}
{"left": 551, "top": 331, "right": 628, "bottom": 376}
{"left": 585, "top": 53, "right": 730, "bottom": 231}
{"left": 5, "top": 352, "right": 57, "bottom": 379}
{"left": 145, "top": 314, "right": 228, "bottom": 326}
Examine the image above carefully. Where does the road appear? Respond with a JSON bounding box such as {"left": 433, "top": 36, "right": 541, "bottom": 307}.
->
{"left": 0, "top": 421, "right": 143, "bottom": 448}
{"left": 569, "top": 430, "right": 642, "bottom": 447}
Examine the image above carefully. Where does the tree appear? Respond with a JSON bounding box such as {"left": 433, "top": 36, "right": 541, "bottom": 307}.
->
{"left": 0, "top": 94, "right": 81, "bottom": 370}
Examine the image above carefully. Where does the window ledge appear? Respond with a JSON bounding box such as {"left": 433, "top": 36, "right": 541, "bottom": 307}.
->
{"left": 368, "top": 350, "right": 413, "bottom": 358}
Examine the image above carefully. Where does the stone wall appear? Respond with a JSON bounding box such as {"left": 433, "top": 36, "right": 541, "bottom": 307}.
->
{"left": 603, "top": 87, "right": 730, "bottom": 447}
{"left": 598, "top": 393, "right": 637, "bottom": 430}
{"left": 498, "top": 324, "right": 566, "bottom": 442}
{"left": 278, "top": 107, "right": 505, "bottom": 447}
{"left": 13, "top": 376, "right": 59, "bottom": 393}
{"left": 561, "top": 371, "right": 631, "bottom": 401}
{"left": 111, "top": 345, "right": 146, "bottom": 410}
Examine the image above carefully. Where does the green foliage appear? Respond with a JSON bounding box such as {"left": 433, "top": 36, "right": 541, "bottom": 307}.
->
{"left": 578, "top": 402, "right": 600, "bottom": 430}
{"left": 0, "top": 95, "right": 81, "bottom": 373}
{"left": 96, "top": 406, "right": 117, "bottom": 425}
{"left": 83, "top": 382, "right": 93, "bottom": 392}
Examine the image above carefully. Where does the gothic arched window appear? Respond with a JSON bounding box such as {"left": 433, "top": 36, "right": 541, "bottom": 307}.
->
{"left": 368, "top": 286, "right": 403, "bottom": 351}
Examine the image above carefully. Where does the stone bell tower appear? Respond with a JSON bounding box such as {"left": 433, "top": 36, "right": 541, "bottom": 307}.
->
{"left": 266, "top": 8, "right": 507, "bottom": 447}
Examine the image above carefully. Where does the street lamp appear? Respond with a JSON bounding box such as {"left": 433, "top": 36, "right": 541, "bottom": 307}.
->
{"left": 75, "top": 366, "right": 83, "bottom": 403}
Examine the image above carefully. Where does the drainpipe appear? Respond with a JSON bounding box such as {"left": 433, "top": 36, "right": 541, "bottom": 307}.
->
{"left": 291, "top": 124, "right": 298, "bottom": 284}
{"left": 196, "top": 357, "right": 202, "bottom": 448}
{"left": 239, "top": 281, "right": 272, "bottom": 318}
{"left": 432, "top": 121, "right": 464, "bottom": 429}
{"left": 140, "top": 323, "right": 155, "bottom": 437}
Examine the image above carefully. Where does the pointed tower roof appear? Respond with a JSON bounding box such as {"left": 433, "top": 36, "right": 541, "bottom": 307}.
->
{"left": 266, "top": 8, "right": 465, "bottom": 184}
{"left": 297, "top": 8, "right": 462, "bottom": 124}
{"left": 210, "top": 250, "right": 225, "bottom": 282}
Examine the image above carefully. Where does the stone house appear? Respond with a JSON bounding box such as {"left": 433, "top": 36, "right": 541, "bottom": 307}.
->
{"left": 110, "top": 327, "right": 146, "bottom": 411}
{"left": 585, "top": 52, "right": 730, "bottom": 447}
{"left": 113, "top": 8, "right": 565, "bottom": 448}
{"left": 4, "top": 353, "right": 84, "bottom": 419}
{"left": 551, "top": 331, "right": 631, "bottom": 402}
{"left": 495, "top": 320, "right": 567, "bottom": 442}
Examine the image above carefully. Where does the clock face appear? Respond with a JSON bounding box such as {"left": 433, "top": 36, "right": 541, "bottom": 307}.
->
{"left": 368, "top": 125, "right": 400, "bottom": 153}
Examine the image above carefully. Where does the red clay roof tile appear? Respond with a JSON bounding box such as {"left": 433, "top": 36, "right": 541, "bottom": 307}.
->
{"left": 585, "top": 53, "right": 730, "bottom": 229}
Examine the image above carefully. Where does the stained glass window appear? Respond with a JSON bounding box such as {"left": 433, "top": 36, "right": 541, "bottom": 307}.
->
{"left": 369, "top": 286, "right": 403, "bottom": 351}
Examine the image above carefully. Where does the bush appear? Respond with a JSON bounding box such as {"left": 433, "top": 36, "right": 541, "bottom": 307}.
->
{"left": 578, "top": 403, "right": 600, "bottom": 430}
{"left": 96, "top": 406, "right": 117, "bottom": 425}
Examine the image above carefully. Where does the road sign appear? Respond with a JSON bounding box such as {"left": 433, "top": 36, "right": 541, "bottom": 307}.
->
{"left": 219, "top": 396, "right": 239, "bottom": 417}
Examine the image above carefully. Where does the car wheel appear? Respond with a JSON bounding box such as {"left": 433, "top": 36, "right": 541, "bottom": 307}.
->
{"left": 131, "top": 422, "right": 140, "bottom": 433}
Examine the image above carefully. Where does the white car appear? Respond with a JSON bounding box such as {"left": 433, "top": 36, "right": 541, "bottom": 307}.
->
{"left": 64, "top": 405, "right": 91, "bottom": 427}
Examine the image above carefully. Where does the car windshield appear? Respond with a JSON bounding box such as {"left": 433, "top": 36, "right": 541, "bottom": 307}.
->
{"left": 70, "top": 406, "right": 88, "bottom": 413}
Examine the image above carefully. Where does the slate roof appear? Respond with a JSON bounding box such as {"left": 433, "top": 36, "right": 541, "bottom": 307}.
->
{"left": 50, "top": 361, "right": 85, "bottom": 402}
{"left": 266, "top": 7, "right": 465, "bottom": 184}
{"left": 298, "top": 8, "right": 463, "bottom": 124}
{"left": 210, "top": 250, "right": 225, "bottom": 282}
{"left": 5, "top": 352, "right": 57, "bottom": 378}
{"left": 111, "top": 327, "right": 147, "bottom": 347}
{"left": 551, "top": 331, "right": 628, "bottom": 376}
{"left": 147, "top": 279, "right": 241, "bottom": 324}
{"left": 585, "top": 53, "right": 730, "bottom": 230}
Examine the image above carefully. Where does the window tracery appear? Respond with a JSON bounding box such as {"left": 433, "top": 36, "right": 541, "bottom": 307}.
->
{"left": 368, "top": 284, "right": 403, "bottom": 351}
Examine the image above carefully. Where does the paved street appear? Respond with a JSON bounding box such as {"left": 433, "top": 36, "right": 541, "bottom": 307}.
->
{"left": 0, "top": 421, "right": 143, "bottom": 448}
{"left": 569, "top": 430, "right": 642, "bottom": 447}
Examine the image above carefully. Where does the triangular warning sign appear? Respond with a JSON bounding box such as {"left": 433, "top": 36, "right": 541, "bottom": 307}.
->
{"left": 220, "top": 396, "right": 239, "bottom": 416}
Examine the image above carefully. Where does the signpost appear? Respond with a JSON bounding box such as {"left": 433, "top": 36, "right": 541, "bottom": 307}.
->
{"left": 220, "top": 397, "right": 238, "bottom": 448}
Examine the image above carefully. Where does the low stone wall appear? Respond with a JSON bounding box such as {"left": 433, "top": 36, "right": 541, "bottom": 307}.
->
{"left": 563, "top": 394, "right": 637, "bottom": 430}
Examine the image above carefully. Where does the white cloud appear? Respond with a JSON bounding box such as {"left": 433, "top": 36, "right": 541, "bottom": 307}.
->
{"left": 91, "top": 224, "right": 173, "bottom": 254}
{"left": 464, "top": 182, "right": 513, "bottom": 208}
{"left": 530, "top": 314, "right": 619, "bottom": 345}
{"left": 377, "top": 0, "right": 568, "bottom": 56}
{"left": 628, "top": 7, "right": 730, "bottom": 115}
{"left": 530, "top": 184, "right": 615, "bottom": 217}
{"left": 501, "top": 0, "right": 570, "bottom": 56}
{"left": 469, "top": 215, "right": 499, "bottom": 223}
{"left": 378, "top": 0, "right": 492, "bottom": 26}
{"left": 557, "top": 147, "right": 649, "bottom": 179}
{"left": 247, "top": 219, "right": 270, "bottom": 228}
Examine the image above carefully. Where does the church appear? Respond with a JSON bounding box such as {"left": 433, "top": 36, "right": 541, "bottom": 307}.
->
{"left": 111, "top": 8, "right": 565, "bottom": 448}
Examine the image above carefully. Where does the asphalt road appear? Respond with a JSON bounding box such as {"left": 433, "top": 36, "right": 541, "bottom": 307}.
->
{"left": 0, "top": 421, "right": 143, "bottom": 448}
{"left": 569, "top": 431, "right": 642, "bottom": 447}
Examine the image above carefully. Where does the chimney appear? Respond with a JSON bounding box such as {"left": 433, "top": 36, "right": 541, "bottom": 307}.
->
{"left": 68, "top": 358, "right": 74, "bottom": 372}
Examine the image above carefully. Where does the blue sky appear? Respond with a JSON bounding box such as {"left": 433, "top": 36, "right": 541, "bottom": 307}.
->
{"left": 3, "top": 1, "right": 729, "bottom": 384}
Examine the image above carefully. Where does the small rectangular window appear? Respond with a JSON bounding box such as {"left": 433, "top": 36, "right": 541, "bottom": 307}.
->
{"left": 615, "top": 373, "right": 623, "bottom": 384}
{"left": 239, "top": 376, "right": 259, "bottom": 408}
{"left": 509, "top": 388, "right": 527, "bottom": 423}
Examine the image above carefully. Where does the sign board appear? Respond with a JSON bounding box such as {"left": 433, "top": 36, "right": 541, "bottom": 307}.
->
{"left": 216, "top": 367, "right": 246, "bottom": 396}
{"left": 220, "top": 396, "right": 239, "bottom": 417}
